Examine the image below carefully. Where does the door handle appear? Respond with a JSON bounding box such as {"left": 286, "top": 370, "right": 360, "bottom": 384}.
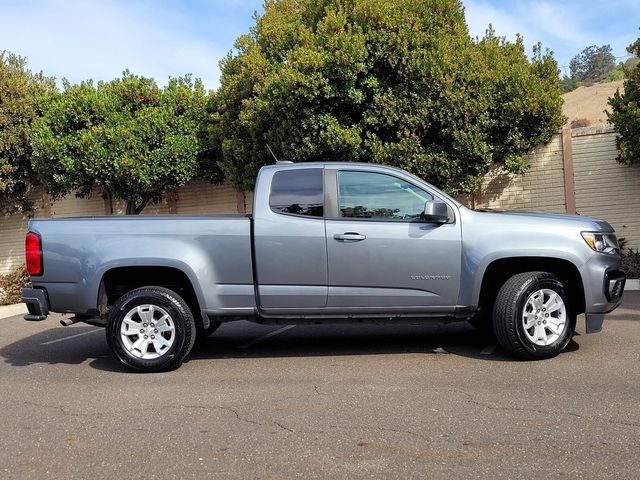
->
{"left": 333, "top": 232, "right": 366, "bottom": 242}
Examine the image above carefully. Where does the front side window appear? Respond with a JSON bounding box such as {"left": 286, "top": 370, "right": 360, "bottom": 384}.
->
{"left": 338, "top": 171, "right": 433, "bottom": 221}
{"left": 269, "top": 168, "right": 324, "bottom": 217}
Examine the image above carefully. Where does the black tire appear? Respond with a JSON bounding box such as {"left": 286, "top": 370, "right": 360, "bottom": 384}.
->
{"left": 106, "top": 286, "right": 196, "bottom": 372}
{"left": 493, "top": 271, "right": 575, "bottom": 360}
{"left": 195, "top": 321, "right": 221, "bottom": 343}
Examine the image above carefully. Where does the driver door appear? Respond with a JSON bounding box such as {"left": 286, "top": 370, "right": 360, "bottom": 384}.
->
{"left": 324, "top": 169, "right": 461, "bottom": 312}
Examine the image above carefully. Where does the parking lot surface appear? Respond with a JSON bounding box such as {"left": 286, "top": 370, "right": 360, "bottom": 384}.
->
{"left": 1, "top": 293, "right": 639, "bottom": 479}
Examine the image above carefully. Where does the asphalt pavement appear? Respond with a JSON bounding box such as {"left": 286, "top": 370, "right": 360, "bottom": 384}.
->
{"left": 0, "top": 294, "right": 639, "bottom": 479}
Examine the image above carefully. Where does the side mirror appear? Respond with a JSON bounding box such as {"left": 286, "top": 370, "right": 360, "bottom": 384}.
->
{"left": 422, "top": 201, "right": 449, "bottom": 223}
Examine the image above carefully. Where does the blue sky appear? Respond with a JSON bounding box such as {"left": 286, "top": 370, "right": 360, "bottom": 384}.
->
{"left": 1, "top": 0, "right": 639, "bottom": 90}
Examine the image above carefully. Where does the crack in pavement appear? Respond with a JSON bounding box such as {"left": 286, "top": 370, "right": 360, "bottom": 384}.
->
{"left": 211, "top": 404, "right": 298, "bottom": 433}
{"left": 37, "top": 383, "right": 638, "bottom": 445}
{"left": 211, "top": 405, "right": 262, "bottom": 427}
{"left": 22, "top": 400, "right": 103, "bottom": 417}
{"left": 19, "top": 398, "right": 433, "bottom": 441}
{"left": 450, "top": 389, "right": 640, "bottom": 428}
{"left": 21, "top": 399, "right": 298, "bottom": 433}
{"left": 273, "top": 421, "right": 294, "bottom": 433}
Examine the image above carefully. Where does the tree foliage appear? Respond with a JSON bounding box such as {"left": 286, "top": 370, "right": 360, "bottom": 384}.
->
{"left": 31, "top": 71, "right": 220, "bottom": 214}
{"left": 607, "top": 35, "right": 640, "bottom": 166}
{"left": 0, "top": 51, "right": 56, "bottom": 215}
{"left": 560, "top": 75, "right": 581, "bottom": 93}
{"left": 561, "top": 44, "right": 620, "bottom": 92}
{"left": 212, "top": 0, "right": 564, "bottom": 194}
{"left": 569, "top": 44, "right": 615, "bottom": 83}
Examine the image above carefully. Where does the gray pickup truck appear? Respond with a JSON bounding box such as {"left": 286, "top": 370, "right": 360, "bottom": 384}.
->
{"left": 22, "top": 162, "right": 626, "bottom": 371}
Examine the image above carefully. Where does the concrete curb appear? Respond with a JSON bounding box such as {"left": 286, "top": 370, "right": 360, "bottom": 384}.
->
{"left": 0, "top": 303, "right": 27, "bottom": 320}
{"left": 626, "top": 279, "right": 640, "bottom": 291}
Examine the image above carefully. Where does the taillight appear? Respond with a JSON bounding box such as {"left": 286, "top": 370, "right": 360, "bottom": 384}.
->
{"left": 25, "top": 231, "right": 43, "bottom": 276}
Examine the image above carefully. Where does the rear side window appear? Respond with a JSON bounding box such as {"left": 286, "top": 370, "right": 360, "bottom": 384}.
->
{"left": 269, "top": 168, "right": 324, "bottom": 217}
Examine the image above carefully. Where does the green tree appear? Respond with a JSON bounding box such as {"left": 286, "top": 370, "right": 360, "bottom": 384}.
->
{"left": 607, "top": 36, "right": 640, "bottom": 165}
{"left": 212, "top": 0, "right": 564, "bottom": 194}
{"left": 0, "top": 51, "right": 56, "bottom": 215}
{"left": 569, "top": 44, "right": 615, "bottom": 83}
{"left": 560, "top": 75, "right": 581, "bottom": 93}
{"left": 31, "top": 71, "right": 220, "bottom": 214}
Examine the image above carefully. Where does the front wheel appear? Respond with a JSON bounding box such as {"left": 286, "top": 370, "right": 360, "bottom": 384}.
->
{"left": 106, "top": 286, "right": 196, "bottom": 372}
{"left": 493, "top": 272, "right": 575, "bottom": 360}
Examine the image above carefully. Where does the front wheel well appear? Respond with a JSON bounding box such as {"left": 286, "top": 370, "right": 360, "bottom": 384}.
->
{"left": 478, "top": 257, "right": 585, "bottom": 318}
{"left": 98, "top": 266, "right": 203, "bottom": 326}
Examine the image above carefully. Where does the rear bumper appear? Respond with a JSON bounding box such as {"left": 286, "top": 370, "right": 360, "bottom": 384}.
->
{"left": 21, "top": 288, "right": 49, "bottom": 321}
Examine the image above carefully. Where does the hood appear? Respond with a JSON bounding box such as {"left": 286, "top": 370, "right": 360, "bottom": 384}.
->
{"left": 472, "top": 208, "right": 615, "bottom": 232}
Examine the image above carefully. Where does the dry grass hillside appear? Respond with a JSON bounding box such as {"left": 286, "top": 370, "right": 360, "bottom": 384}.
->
{"left": 562, "top": 80, "right": 624, "bottom": 127}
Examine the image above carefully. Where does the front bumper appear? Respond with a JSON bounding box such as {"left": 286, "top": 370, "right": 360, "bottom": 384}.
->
{"left": 583, "top": 264, "right": 626, "bottom": 334}
{"left": 21, "top": 288, "right": 49, "bottom": 321}
{"left": 604, "top": 269, "right": 626, "bottom": 302}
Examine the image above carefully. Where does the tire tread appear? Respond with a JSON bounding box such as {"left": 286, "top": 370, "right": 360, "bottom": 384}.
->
{"left": 106, "top": 286, "right": 196, "bottom": 372}
{"left": 493, "top": 271, "right": 573, "bottom": 360}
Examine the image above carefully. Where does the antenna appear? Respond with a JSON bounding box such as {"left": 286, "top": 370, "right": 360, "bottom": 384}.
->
{"left": 266, "top": 144, "right": 279, "bottom": 163}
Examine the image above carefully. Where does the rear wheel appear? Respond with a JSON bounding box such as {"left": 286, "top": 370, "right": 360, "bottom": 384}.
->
{"left": 493, "top": 272, "right": 575, "bottom": 360}
{"left": 106, "top": 286, "right": 196, "bottom": 372}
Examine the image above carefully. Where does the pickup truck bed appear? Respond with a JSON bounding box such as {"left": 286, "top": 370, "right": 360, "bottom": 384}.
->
{"left": 27, "top": 215, "right": 255, "bottom": 316}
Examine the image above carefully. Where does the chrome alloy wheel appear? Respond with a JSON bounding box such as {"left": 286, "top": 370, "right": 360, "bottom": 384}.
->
{"left": 522, "top": 288, "right": 567, "bottom": 346}
{"left": 120, "top": 304, "right": 176, "bottom": 359}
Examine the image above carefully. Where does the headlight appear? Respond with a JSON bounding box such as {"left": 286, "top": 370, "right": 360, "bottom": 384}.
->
{"left": 581, "top": 232, "right": 619, "bottom": 254}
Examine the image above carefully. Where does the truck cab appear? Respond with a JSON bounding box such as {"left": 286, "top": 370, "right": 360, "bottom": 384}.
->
{"left": 253, "top": 163, "right": 461, "bottom": 316}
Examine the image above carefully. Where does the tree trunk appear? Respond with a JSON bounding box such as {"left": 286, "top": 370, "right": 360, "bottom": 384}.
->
{"left": 103, "top": 191, "right": 113, "bottom": 215}
{"left": 126, "top": 200, "right": 148, "bottom": 215}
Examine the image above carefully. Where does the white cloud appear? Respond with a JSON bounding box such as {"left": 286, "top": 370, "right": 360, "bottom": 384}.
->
{"left": 3, "top": 0, "right": 637, "bottom": 90}
{"left": 463, "top": 1, "right": 588, "bottom": 58}
{"left": 464, "top": 0, "right": 637, "bottom": 73}
{"left": 0, "top": 0, "right": 226, "bottom": 90}
{"left": 525, "top": 2, "right": 590, "bottom": 46}
{"left": 464, "top": 1, "right": 528, "bottom": 41}
{"left": 463, "top": 0, "right": 640, "bottom": 71}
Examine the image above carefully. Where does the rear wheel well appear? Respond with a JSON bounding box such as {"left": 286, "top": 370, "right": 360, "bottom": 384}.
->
{"left": 99, "top": 267, "right": 202, "bottom": 327}
{"left": 478, "top": 257, "right": 585, "bottom": 319}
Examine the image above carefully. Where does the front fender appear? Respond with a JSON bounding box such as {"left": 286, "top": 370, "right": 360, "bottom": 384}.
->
{"left": 462, "top": 249, "right": 585, "bottom": 308}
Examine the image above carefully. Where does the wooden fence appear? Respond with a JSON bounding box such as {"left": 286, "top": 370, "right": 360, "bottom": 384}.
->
{"left": 1, "top": 124, "right": 639, "bottom": 275}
